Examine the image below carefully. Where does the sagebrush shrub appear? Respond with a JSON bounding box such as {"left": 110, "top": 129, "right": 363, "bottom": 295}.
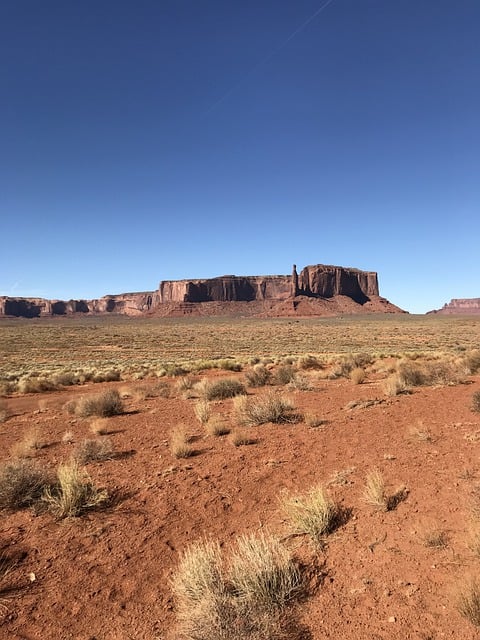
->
{"left": 73, "top": 390, "right": 123, "bottom": 418}
{"left": 0, "top": 459, "right": 50, "bottom": 510}
{"left": 203, "top": 378, "right": 246, "bottom": 401}
{"left": 233, "top": 392, "right": 296, "bottom": 427}
{"left": 74, "top": 438, "right": 114, "bottom": 464}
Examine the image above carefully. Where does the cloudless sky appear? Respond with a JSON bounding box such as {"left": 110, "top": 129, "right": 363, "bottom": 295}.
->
{"left": 1, "top": 0, "right": 479, "bottom": 313}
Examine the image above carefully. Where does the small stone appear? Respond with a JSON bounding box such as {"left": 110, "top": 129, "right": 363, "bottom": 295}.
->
{"left": 388, "top": 616, "right": 396, "bottom": 623}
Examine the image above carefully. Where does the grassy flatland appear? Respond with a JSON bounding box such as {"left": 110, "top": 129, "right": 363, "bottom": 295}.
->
{"left": 1, "top": 314, "right": 479, "bottom": 382}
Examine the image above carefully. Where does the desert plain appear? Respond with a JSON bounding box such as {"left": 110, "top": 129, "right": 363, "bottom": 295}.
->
{"left": 2, "top": 313, "right": 480, "bottom": 639}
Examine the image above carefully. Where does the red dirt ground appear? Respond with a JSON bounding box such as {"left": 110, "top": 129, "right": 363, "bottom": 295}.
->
{"left": 2, "top": 369, "right": 480, "bottom": 639}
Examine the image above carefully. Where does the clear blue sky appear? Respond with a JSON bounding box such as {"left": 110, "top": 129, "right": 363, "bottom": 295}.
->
{"left": 1, "top": 1, "right": 479, "bottom": 313}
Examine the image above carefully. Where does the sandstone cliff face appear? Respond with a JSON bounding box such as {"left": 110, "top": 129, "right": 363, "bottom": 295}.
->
{"left": 157, "top": 265, "right": 378, "bottom": 304}
{"left": 158, "top": 275, "right": 292, "bottom": 303}
{"left": 429, "top": 298, "right": 480, "bottom": 315}
{"left": 0, "top": 293, "right": 154, "bottom": 318}
{"left": 296, "top": 265, "right": 378, "bottom": 303}
{"left": 0, "top": 263, "right": 397, "bottom": 318}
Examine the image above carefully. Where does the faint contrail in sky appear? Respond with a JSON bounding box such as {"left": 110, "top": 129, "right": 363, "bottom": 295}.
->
{"left": 204, "top": 0, "right": 336, "bottom": 115}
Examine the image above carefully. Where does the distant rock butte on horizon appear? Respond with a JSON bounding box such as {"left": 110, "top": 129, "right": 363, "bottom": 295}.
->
{"left": 0, "top": 263, "right": 405, "bottom": 318}
{"left": 428, "top": 298, "right": 480, "bottom": 315}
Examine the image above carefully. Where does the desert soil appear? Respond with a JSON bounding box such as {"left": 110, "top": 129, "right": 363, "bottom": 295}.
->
{"left": 2, "top": 370, "right": 480, "bottom": 640}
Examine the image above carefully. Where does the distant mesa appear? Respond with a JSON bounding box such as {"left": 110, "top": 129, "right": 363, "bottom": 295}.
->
{"left": 428, "top": 298, "right": 480, "bottom": 315}
{"left": 0, "top": 263, "right": 405, "bottom": 318}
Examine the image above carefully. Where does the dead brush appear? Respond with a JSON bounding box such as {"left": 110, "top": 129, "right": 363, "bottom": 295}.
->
{"left": 205, "top": 416, "right": 230, "bottom": 437}
{"left": 363, "top": 469, "right": 389, "bottom": 511}
{"left": 287, "top": 373, "right": 313, "bottom": 391}
{"left": 229, "top": 532, "right": 302, "bottom": 608}
{"left": 416, "top": 519, "right": 448, "bottom": 548}
{"left": 245, "top": 364, "right": 271, "bottom": 388}
{"left": 230, "top": 429, "right": 256, "bottom": 447}
{"left": 280, "top": 484, "right": 340, "bottom": 544}
{"left": 172, "top": 533, "right": 301, "bottom": 640}
{"left": 0, "top": 459, "right": 50, "bottom": 511}
{"left": 363, "top": 469, "right": 407, "bottom": 512}
{"left": 193, "top": 399, "right": 211, "bottom": 425}
{"left": 90, "top": 418, "right": 110, "bottom": 436}
{"left": 42, "top": 460, "right": 108, "bottom": 518}
{"left": 0, "top": 399, "right": 8, "bottom": 423}
{"left": 457, "top": 576, "right": 480, "bottom": 627}
{"left": 233, "top": 392, "right": 297, "bottom": 427}
{"left": 304, "top": 413, "right": 327, "bottom": 428}
{"left": 74, "top": 438, "right": 114, "bottom": 464}
{"left": 10, "top": 428, "right": 45, "bottom": 459}
{"left": 170, "top": 426, "right": 195, "bottom": 458}
{"left": 408, "top": 422, "right": 435, "bottom": 443}
{"left": 202, "top": 378, "right": 246, "bottom": 401}
{"left": 350, "top": 367, "right": 366, "bottom": 385}
{"left": 273, "top": 365, "right": 296, "bottom": 385}
{"left": 72, "top": 389, "right": 123, "bottom": 418}
{"left": 472, "top": 391, "right": 480, "bottom": 414}
{"left": 175, "top": 376, "right": 198, "bottom": 397}
{"left": 132, "top": 381, "right": 171, "bottom": 400}
{"left": 383, "top": 373, "right": 408, "bottom": 397}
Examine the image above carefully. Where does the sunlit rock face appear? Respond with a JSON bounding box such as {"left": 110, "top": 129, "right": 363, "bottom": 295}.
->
{"left": 0, "top": 263, "right": 392, "bottom": 318}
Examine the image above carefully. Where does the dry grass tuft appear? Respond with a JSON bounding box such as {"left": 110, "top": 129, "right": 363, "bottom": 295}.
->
{"left": 72, "top": 390, "right": 123, "bottom": 418}
{"left": 458, "top": 576, "right": 480, "bottom": 627}
{"left": 170, "top": 426, "right": 195, "bottom": 458}
{"left": 172, "top": 533, "right": 301, "bottom": 640}
{"left": 233, "top": 392, "right": 296, "bottom": 427}
{"left": 304, "top": 413, "right": 327, "bottom": 428}
{"left": 0, "top": 459, "right": 50, "bottom": 511}
{"left": 416, "top": 520, "right": 448, "bottom": 548}
{"left": 205, "top": 416, "right": 230, "bottom": 437}
{"left": 280, "top": 485, "right": 340, "bottom": 543}
{"left": 62, "top": 431, "right": 75, "bottom": 444}
{"left": 229, "top": 532, "right": 301, "bottom": 609}
{"left": 42, "top": 461, "right": 108, "bottom": 518}
{"left": 364, "top": 469, "right": 407, "bottom": 512}
{"left": 90, "top": 418, "right": 110, "bottom": 436}
{"left": 74, "top": 438, "right": 114, "bottom": 464}
{"left": 10, "top": 428, "right": 45, "bottom": 458}
{"left": 472, "top": 391, "right": 480, "bottom": 414}
{"left": 0, "top": 399, "right": 8, "bottom": 423}
{"left": 408, "top": 422, "right": 435, "bottom": 443}
{"left": 194, "top": 400, "right": 211, "bottom": 425}
{"left": 230, "top": 429, "right": 256, "bottom": 447}
{"left": 383, "top": 373, "right": 408, "bottom": 397}
{"left": 350, "top": 367, "right": 366, "bottom": 385}
{"left": 363, "top": 469, "right": 389, "bottom": 511}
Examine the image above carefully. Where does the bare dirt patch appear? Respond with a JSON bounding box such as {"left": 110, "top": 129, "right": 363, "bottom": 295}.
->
{"left": 1, "top": 363, "right": 480, "bottom": 639}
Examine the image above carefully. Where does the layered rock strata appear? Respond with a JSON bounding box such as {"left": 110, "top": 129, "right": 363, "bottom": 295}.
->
{"left": 0, "top": 263, "right": 397, "bottom": 318}
{"left": 428, "top": 298, "right": 480, "bottom": 315}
